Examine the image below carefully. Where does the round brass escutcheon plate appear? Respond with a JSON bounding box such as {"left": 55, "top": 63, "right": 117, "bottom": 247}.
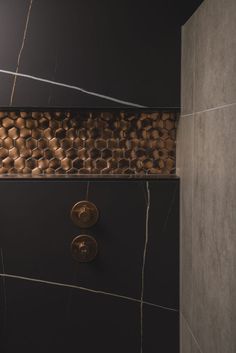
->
{"left": 71, "top": 235, "right": 98, "bottom": 263}
{"left": 70, "top": 201, "right": 99, "bottom": 228}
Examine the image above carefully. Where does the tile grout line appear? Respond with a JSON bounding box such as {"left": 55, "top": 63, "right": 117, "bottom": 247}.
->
{"left": 140, "top": 181, "right": 151, "bottom": 353}
{"left": 181, "top": 313, "right": 204, "bottom": 353}
{"left": 143, "top": 300, "right": 178, "bottom": 312}
{"left": 0, "top": 272, "right": 178, "bottom": 312}
{"left": 10, "top": 0, "right": 34, "bottom": 106}
{"left": 181, "top": 101, "right": 236, "bottom": 118}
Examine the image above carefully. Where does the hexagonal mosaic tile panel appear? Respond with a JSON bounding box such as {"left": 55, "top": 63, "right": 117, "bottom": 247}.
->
{"left": 0, "top": 110, "right": 178, "bottom": 175}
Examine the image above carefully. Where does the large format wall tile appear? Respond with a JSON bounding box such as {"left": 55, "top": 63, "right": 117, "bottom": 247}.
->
{"left": 179, "top": 107, "right": 236, "bottom": 353}
{"left": 0, "top": 180, "right": 146, "bottom": 298}
{"left": 0, "top": 178, "right": 179, "bottom": 353}
{"left": 8, "top": 0, "right": 185, "bottom": 107}
{"left": 0, "top": 0, "right": 204, "bottom": 108}
{"left": 0, "top": 179, "right": 179, "bottom": 304}
{"left": 180, "top": 1, "right": 236, "bottom": 351}
{"left": 194, "top": 0, "right": 236, "bottom": 111}
{"left": 190, "top": 107, "right": 236, "bottom": 353}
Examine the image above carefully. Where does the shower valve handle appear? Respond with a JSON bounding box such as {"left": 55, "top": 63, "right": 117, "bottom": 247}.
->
{"left": 71, "top": 235, "right": 98, "bottom": 263}
{"left": 70, "top": 201, "right": 99, "bottom": 228}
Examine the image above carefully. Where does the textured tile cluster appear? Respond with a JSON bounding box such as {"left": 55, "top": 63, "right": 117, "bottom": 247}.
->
{"left": 0, "top": 110, "right": 178, "bottom": 175}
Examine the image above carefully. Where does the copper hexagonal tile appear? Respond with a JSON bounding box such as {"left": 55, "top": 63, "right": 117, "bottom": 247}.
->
{"left": 14, "top": 157, "right": 25, "bottom": 170}
{"left": 61, "top": 157, "right": 72, "bottom": 171}
{"left": 9, "top": 147, "right": 19, "bottom": 160}
{"left": 2, "top": 157, "right": 14, "bottom": 169}
{"left": 26, "top": 138, "right": 37, "bottom": 150}
{"left": 0, "top": 110, "right": 177, "bottom": 175}
{"left": 38, "top": 138, "right": 48, "bottom": 150}
{"left": 0, "top": 148, "right": 8, "bottom": 159}
{"left": 73, "top": 158, "right": 84, "bottom": 169}
{"left": 3, "top": 137, "right": 14, "bottom": 149}
{"left": 19, "top": 148, "right": 32, "bottom": 159}
{"left": 48, "top": 158, "right": 61, "bottom": 169}
{"left": 0, "top": 127, "right": 7, "bottom": 139}
{"left": 2, "top": 117, "right": 14, "bottom": 129}
{"left": 15, "top": 117, "right": 26, "bottom": 129}
{"left": 32, "top": 148, "right": 44, "bottom": 159}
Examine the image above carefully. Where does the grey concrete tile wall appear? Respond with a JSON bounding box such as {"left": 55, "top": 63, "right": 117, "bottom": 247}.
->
{"left": 194, "top": 0, "right": 236, "bottom": 111}
{"left": 179, "top": 0, "right": 236, "bottom": 352}
{"left": 191, "top": 108, "right": 236, "bottom": 353}
{"left": 179, "top": 112, "right": 236, "bottom": 353}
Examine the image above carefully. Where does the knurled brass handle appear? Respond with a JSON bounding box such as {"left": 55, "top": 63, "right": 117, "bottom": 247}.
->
{"left": 70, "top": 201, "right": 99, "bottom": 228}
{"left": 71, "top": 235, "right": 98, "bottom": 262}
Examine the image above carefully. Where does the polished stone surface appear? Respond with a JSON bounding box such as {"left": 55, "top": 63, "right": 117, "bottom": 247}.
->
{"left": 0, "top": 277, "right": 140, "bottom": 353}
{"left": 0, "top": 0, "right": 29, "bottom": 72}
{"left": 144, "top": 180, "right": 179, "bottom": 309}
{"left": 0, "top": 0, "right": 202, "bottom": 108}
{"left": 0, "top": 179, "right": 179, "bottom": 353}
{"left": 143, "top": 304, "right": 179, "bottom": 353}
{"left": 0, "top": 74, "right": 14, "bottom": 107}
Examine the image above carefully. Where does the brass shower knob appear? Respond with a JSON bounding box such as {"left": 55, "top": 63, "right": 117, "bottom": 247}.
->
{"left": 71, "top": 235, "right": 98, "bottom": 263}
{"left": 71, "top": 201, "right": 99, "bottom": 228}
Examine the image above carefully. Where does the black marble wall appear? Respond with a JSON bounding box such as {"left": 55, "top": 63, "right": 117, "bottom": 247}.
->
{"left": 0, "top": 0, "right": 203, "bottom": 108}
{"left": 0, "top": 178, "right": 179, "bottom": 353}
{"left": 0, "top": 1, "right": 188, "bottom": 351}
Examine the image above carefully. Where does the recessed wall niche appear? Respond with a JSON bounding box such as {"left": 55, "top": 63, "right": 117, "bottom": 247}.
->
{"left": 0, "top": 109, "right": 178, "bottom": 176}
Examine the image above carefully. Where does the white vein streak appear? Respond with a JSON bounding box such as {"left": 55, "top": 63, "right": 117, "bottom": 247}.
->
{"left": 0, "top": 273, "right": 179, "bottom": 313}
{"left": 0, "top": 273, "right": 140, "bottom": 303}
{"left": 140, "top": 181, "right": 151, "bottom": 353}
{"left": 10, "top": 0, "right": 34, "bottom": 105}
{"left": 0, "top": 69, "right": 146, "bottom": 108}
